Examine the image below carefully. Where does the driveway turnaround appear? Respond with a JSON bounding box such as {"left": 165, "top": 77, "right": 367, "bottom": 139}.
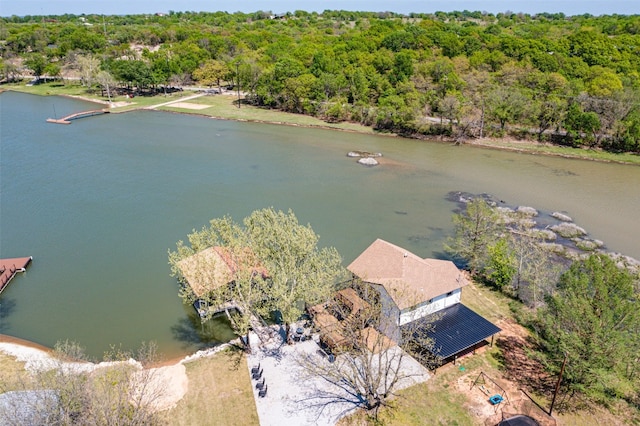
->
{"left": 246, "top": 328, "right": 430, "bottom": 426}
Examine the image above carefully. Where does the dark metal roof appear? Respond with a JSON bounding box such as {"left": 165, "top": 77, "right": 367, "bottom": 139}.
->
{"left": 402, "top": 303, "right": 501, "bottom": 359}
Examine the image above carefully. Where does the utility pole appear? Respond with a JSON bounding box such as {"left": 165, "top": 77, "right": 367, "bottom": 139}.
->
{"left": 549, "top": 352, "right": 568, "bottom": 416}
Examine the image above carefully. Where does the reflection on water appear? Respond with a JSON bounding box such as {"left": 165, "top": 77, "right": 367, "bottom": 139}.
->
{"left": 1, "top": 91, "right": 639, "bottom": 358}
{"left": 171, "top": 310, "right": 238, "bottom": 350}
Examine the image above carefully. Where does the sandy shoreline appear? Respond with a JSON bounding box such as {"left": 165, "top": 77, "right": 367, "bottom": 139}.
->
{"left": 0, "top": 334, "right": 229, "bottom": 412}
{"left": 0, "top": 334, "right": 53, "bottom": 353}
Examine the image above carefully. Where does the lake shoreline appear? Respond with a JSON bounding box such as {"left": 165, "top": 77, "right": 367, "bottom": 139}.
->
{"left": 7, "top": 87, "right": 637, "bottom": 166}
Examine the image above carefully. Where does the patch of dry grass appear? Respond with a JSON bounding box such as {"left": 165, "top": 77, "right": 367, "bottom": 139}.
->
{"left": 0, "top": 352, "right": 28, "bottom": 391}
{"left": 460, "top": 278, "right": 513, "bottom": 325}
{"left": 162, "top": 347, "right": 259, "bottom": 426}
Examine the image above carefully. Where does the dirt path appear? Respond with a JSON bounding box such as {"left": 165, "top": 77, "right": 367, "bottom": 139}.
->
{"left": 145, "top": 93, "right": 205, "bottom": 110}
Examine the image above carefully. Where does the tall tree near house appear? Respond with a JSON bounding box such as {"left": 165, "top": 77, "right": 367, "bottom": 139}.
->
{"left": 485, "top": 237, "right": 517, "bottom": 290}
{"left": 169, "top": 208, "right": 345, "bottom": 347}
{"left": 244, "top": 208, "right": 346, "bottom": 342}
{"left": 446, "top": 198, "right": 504, "bottom": 275}
{"left": 509, "top": 231, "right": 561, "bottom": 308}
{"left": 168, "top": 215, "right": 269, "bottom": 351}
{"left": 536, "top": 254, "right": 640, "bottom": 403}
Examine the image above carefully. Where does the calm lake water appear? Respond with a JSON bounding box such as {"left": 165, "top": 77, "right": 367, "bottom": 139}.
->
{"left": 1, "top": 91, "right": 639, "bottom": 359}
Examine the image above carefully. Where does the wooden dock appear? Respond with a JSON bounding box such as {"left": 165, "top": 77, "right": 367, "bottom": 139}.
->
{"left": 47, "top": 109, "right": 110, "bottom": 125}
{"left": 0, "top": 256, "right": 33, "bottom": 295}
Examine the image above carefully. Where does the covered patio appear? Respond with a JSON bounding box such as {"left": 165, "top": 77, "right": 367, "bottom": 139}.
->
{"left": 402, "top": 303, "right": 501, "bottom": 367}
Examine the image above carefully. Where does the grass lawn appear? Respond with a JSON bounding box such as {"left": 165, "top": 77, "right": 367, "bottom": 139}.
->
{"left": 162, "top": 347, "right": 259, "bottom": 426}
{"left": 159, "top": 94, "right": 377, "bottom": 133}
{"left": 469, "top": 138, "right": 640, "bottom": 165}
{"left": 379, "top": 380, "right": 478, "bottom": 426}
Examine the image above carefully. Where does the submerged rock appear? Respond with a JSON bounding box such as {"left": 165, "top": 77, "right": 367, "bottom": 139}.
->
{"left": 516, "top": 206, "right": 538, "bottom": 217}
{"left": 550, "top": 222, "right": 586, "bottom": 238}
{"left": 574, "top": 238, "right": 600, "bottom": 252}
{"left": 551, "top": 212, "right": 573, "bottom": 222}
{"left": 347, "top": 151, "right": 382, "bottom": 158}
{"left": 532, "top": 229, "right": 557, "bottom": 241}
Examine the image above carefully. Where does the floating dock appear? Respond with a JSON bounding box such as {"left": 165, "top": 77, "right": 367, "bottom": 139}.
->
{"left": 47, "top": 109, "right": 110, "bottom": 124}
{"left": 0, "top": 256, "right": 33, "bottom": 295}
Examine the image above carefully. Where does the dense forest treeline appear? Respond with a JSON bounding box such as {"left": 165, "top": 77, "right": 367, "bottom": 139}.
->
{"left": 2, "top": 10, "right": 640, "bottom": 152}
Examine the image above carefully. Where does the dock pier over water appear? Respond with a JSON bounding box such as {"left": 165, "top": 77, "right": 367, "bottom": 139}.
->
{"left": 0, "top": 257, "right": 33, "bottom": 295}
{"left": 47, "top": 109, "right": 109, "bottom": 124}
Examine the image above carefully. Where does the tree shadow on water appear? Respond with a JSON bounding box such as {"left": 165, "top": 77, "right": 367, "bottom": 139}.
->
{"left": 170, "top": 312, "right": 238, "bottom": 351}
{"left": 0, "top": 298, "right": 16, "bottom": 334}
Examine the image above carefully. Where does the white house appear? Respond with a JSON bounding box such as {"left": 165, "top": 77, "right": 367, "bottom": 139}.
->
{"left": 348, "top": 239, "right": 500, "bottom": 364}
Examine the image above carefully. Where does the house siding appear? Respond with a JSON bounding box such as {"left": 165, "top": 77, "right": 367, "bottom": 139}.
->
{"left": 399, "top": 288, "right": 461, "bottom": 326}
{"left": 370, "top": 283, "right": 401, "bottom": 342}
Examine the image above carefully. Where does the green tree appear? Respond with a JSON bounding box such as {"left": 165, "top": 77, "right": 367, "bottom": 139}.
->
{"left": 23, "top": 53, "right": 47, "bottom": 81}
{"left": 168, "top": 215, "right": 269, "bottom": 348}
{"left": 192, "top": 59, "right": 229, "bottom": 92}
{"left": 108, "top": 59, "right": 149, "bottom": 90}
{"left": 446, "top": 198, "right": 504, "bottom": 275}
{"left": 169, "top": 208, "right": 345, "bottom": 345}
{"left": 537, "top": 254, "right": 640, "bottom": 403}
{"left": 534, "top": 96, "right": 566, "bottom": 141}
{"left": 486, "top": 237, "right": 517, "bottom": 290}
{"left": 281, "top": 73, "right": 317, "bottom": 113}
{"left": 486, "top": 85, "right": 528, "bottom": 133}
{"left": 564, "top": 103, "right": 601, "bottom": 146}
{"left": 1, "top": 60, "right": 20, "bottom": 82}
{"left": 243, "top": 208, "right": 346, "bottom": 340}
{"left": 584, "top": 66, "right": 623, "bottom": 97}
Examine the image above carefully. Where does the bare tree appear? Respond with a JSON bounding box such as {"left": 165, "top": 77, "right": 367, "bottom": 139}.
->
{"left": 96, "top": 70, "right": 116, "bottom": 103}
{"left": 295, "top": 281, "right": 434, "bottom": 422}
{"left": 75, "top": 54, "right": 101, "bottom": 89}
{"left": 0, "top": 341, "right": 168, "bottom": 426}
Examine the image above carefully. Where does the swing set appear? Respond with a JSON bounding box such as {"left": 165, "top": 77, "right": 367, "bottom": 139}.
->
{"left": 470, "top": 371, "right": 511, "bottom": 412}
